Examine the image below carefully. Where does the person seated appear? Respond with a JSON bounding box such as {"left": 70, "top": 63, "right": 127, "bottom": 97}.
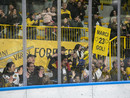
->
{"left": 61, "top": 3, "right": 72, "bottom": 20}
{"left": 2, "top": 62, "right": 19, "bottom": 87}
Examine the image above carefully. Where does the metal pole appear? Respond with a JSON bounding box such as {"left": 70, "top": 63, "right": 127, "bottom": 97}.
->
{"left": 117, "top": 0, "right": 121, "bottom": 81}
{"left": 57, "top": 0, "right": 61, "bottom": 84}
{"left": 22, "top": 0, "right": 27, "bottom": 86}
{"left": 88, "top": 0, "right": 92, "bottom": 82}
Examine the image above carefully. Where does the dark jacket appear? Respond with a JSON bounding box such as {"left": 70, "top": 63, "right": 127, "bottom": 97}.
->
{"left": 7, "top": 14, "right": 22, "bottom": 25}
{"left": 67, "top": 2, "right": 77, "bottom": 19}
{"left": 69, "top": 20, "right": 83, "bottom": 27}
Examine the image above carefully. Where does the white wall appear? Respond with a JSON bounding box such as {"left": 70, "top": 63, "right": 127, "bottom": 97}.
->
{"left": 0, "top": 84, "right": 130, "bottom": 98}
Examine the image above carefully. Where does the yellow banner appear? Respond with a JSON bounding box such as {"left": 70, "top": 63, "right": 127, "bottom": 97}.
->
{"left": 93, "top": 26, "right": 111, "bottom": 56}
{"left": 100, "top": 0, "right": 112, "bottom": 4}
{"left": 0, "top": 39, "right": 88, "bottom": 70}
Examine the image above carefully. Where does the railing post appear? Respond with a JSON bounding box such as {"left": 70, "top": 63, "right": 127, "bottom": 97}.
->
{"left": 88, "top": 0, "right": 92, "bottom": 82}
{"left": 22, "top": 0, "right": 27, "bottom": 86}
{"left": 57, "top": 0, "right": 61, "bottom": 84}
{"left": 109, "top": 43, "right": 112, "bottom": 71}
{"left": 117, "top": 0, "right": 121, "bottom": 81}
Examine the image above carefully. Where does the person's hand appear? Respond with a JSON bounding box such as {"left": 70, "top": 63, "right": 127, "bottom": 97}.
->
{"left": 52, "top": 53, "right": 58, "bottom": 57}
{"left": 8, "top": 76, "right": 13, "bottom": 83}
{"left": 71, "top": 71, "right": 76, "bottom": 79}
{"left": 26, "top": 72, "right": 30, "bottom": 78}
{"left": 105, "top": 75, "right": 109, "bottom": 80}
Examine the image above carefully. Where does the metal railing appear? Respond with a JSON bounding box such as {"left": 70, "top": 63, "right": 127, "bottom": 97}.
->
{"left": 0, "top": 24, "right": 88, "bottom": 42}
{"left": 108, "top": 36, "right": 130, "bottom": 70}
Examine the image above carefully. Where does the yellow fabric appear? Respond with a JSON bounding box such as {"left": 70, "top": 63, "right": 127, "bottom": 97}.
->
{"left": 26, "top": 18, "right": 38, "bottom": 26}
{"left": 126, "top": 67, "right": 130, "bottom": 80}
{"left": 61, "top": 9, "right": 72, "bottom": 19}
{"left": 101, "top": 3, "right": 103, "bottom": 10}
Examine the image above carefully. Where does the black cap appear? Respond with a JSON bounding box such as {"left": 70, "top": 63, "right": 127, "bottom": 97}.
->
{"left": 27, "top": 54, "right": 36, "bottom": 59}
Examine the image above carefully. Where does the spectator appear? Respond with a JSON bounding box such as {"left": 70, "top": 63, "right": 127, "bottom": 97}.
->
{"left": 0, "top": 72, "right": 6, "bottom": 87}
{"left": 69, "top": 15, "right": 83, "bottom": 41}
{"left": 98, "top": 65, "right": 110, "bottom": 82}
{"left": 78, "top": 0, "right": 87, "bottom": 9}
{"left": 6, "top": 8, "right": 22, "bottom": 38}
{"left": 17, "top": 54, "right": 37, "bottom": 85}
{"left": 73, "top": 44, "right": 84, "bottom": 60}
{"left": 61, "top": 18, "right": 70, "bottom": 41}
{"left": 110, "top": 9, "right": 117, "bottom": 17}
{"left": 27, "top": 13, "right": 39, "bottom": 39}
{"left": 125, "top": 15, "right": 130, "bottom": 36}
{"left": 121, "top": 23, "right": 128, "bottom": 36}
{"left": 0, "top": 9, "right": 7, "bottom": 24}
{"left": 2, "top": 62, "right": 19, "bottom": 87}
{"left": 61, "top": 3, "right": 72, "bottom": 20}
{"left": 92, "top": 0, "right": 100, "bottom": 15}
{"left": 51, "top": 6, "right": 57, "bottom": 25}
{"left": 0, "top": 9, "right": 7, "bottom": 38}
{"left": 92, "top": 12, "right": 102, "bottom": 43}
{"left": 67, "top": 0, "right": 77, "bottom": 19}
{"left": 110, "top": 61, "right": 117, "bottom": 81}
{"left": 125, "top": 58, "right": 130, "bottom": 80}
{"left": 41, "top": 7, "right": 56, "bottom": 40}
{"left": 7, "top": 4, "right": 14, "bottom": 15}
{"left": 77, "top": 1, "right": 85, "bottom": 21}
{"left": 36, "top": 66, "right": 51, "bottom": 85}
{"left": 27, "top": 62, "right": 39, "bottom": 86}
{"left": 109, "top": 9, "right": 117, "bottom": 23}
{"left": 108, "top": 16, "right": 117, "bottom": 39}
{"left": 41, "top": 7, "right": 56, "bottom": 26}
{"left": 27, "top": 54, "right": 36, "bottom": 64}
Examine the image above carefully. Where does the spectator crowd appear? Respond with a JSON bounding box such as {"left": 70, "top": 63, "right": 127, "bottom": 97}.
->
{"left": 0, "top": 0, "right": 130, "bottom": 40}
{"left": 0, "top": 0, "right": 130, "bottom": 87}
{"left": 0, "top": 44, "right": 130, "bottom": 87}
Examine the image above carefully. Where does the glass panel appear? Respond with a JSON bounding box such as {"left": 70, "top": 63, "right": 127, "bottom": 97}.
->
{"left": 91, "top": 0, "right": 118, "bottom": 82}
{"left": 60, "top": 0, "right": 88, "bottom": 83}
{"left": 120, "top": 0, "right": 130, "bottom": 81}
{"left": 0, "top": 0, "right": 23, "bottom": 87}
{"left": 25, "top": 0, "right": 58, "bottom": 85}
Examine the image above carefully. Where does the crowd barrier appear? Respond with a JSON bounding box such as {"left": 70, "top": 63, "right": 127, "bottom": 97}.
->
{"left": 0, "top": 81, "right": 130, "bottom": 98}
{"left": 0, "top": 24, "right": 88, "bottom": 42}
{"left": 0, "top": 24, "right": 130, "bottom": 70}
{"left": 95, "top": 36, "right": 130, "bottom": 70}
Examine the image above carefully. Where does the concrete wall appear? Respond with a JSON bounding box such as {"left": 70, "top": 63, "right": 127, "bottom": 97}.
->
{"left": 0, "top": 82, "right": 130, "bottom": 98}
